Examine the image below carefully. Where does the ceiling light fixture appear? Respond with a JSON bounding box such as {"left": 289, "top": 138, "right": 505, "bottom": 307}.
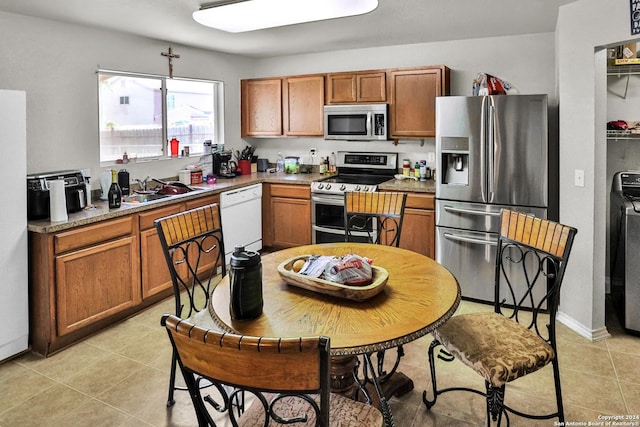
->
{"left": 193, "top": 0, "right": 379, "bottom": 33}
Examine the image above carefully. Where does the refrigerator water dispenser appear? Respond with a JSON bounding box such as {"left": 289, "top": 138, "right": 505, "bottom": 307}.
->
{"left": 440, "top": 137, "right": 469, "bottom": 186}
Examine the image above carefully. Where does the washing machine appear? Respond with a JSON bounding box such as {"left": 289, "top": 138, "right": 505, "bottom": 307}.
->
{"left": 610, "top": 171, "right": 640, "bottom": 335}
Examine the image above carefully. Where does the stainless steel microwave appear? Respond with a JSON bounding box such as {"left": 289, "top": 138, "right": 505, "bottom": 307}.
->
{"left": 323, "top": 104, "right": 388, "bottom": 141}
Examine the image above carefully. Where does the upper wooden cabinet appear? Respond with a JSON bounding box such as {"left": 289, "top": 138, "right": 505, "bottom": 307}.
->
{"left": 325, "top": 71, "right": 386, "bottom": 104}
{"left": 241, "top": 75, "right": 324, "bottom": 137}
{"left": 283, "top": 75, "right": 325, "bottom": 136}
{"left": 388, "top": 66, "right": 450, "bottom": 139}
{"left": 241, "top": 78, "right": 283, "bottom": 137}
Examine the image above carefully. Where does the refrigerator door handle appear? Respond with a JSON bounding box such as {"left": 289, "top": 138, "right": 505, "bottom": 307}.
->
{"left": 443, "top": 205, "right": 502, "bottom": 217}
{"left": 443, "top": 231, "right": 498, "bottom": 247}
{"left": 480, "top": 96, "right": 488, "bottom": 202}
{"left": 487, "top": 100, "right": 495, "bottom": 202}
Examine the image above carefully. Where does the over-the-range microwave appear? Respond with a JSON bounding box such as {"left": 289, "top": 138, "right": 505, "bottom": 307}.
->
{"left": 323, "top": 104, "right": 388, "bottom": 141}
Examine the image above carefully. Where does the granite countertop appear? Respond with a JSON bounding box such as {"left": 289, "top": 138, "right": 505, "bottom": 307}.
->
{"left": 28, "top": 172, "right": 435, "bottom": 234}
{"left": 379, "top": 177, "right": 436, "bottom": 193}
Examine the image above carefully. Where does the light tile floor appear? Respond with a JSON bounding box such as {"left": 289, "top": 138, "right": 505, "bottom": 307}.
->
{"left": 0, "top": 295, "right": 638, "bottom": 427}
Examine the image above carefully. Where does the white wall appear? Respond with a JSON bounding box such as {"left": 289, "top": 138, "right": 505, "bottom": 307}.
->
{"left": 557, "top": 0, "right": 635, "bottom": 339}
{"left": 240, "top": 33, "right": 558, "bottom": 167}
{"left": 0, "top": 11, "right": 253, "bottom": 189}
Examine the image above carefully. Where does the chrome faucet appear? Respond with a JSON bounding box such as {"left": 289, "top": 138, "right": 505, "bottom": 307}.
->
{"left": 135, "top": 176, "right": 150, "bottom": 191}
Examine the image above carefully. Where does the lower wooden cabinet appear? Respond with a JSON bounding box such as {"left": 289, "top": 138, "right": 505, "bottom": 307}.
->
{"left": 381, "top": 191, "right": 435, "bottom": 258}
{"left": 263, "top": 183, "right": 311, "bottom": 249}
{"left": 55, "top": 235, "right": 140, "bottom": 336}
{"left": 29, "top": 193, "right": 223, "bottom": 357}
{"left": 139, "top": 204, "right": 184, "bottom": 300}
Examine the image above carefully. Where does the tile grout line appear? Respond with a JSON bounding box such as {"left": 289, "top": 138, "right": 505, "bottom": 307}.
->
{"left": 605, "top": 337, "right": 631, "bottom": 415}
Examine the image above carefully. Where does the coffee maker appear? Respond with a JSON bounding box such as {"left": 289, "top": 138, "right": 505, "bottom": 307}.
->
{"left": 213, "top": 151, "right": 237, "bottom": 178}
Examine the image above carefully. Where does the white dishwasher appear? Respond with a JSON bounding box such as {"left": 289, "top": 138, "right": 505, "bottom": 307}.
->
{"left": 220, "top": 184, "right": 263, "bottom": 264}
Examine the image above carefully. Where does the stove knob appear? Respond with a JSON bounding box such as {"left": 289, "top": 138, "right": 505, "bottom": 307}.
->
{"left": 339, "top": 184, "right": 346, "bottom": 191}
{"left": 363, "top": 186, "right": 369, "bottom": 192}
{"left": 326, "top": 184, "right": 331, "bottom": 190}
{"left": 317, "top": 183, "right": 324, "bottom": 190}
{"left": 354, "top": 185, "right": 361, "bottom": 191}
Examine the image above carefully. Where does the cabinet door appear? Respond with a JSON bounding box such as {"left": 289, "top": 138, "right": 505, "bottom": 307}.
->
{"left": 241, "top": 78, "right": 283, "bottom": 137}
{"left": 283, "top": 75, "right": 325, "bottom": 136}
{"left": 401, "top": 208, "right": 435, "bottom": 259}
{"left": 326, "top": 72, "right": 386, "bottom": 103}
{"left": 357, "top": 72, "right": 386, "bottom": 102}
{"left": 271, "top": 197, "right": 311, "bottom": 248}
{"left": 389, "top": 67, "right": 444, "bottom": 138}
{"left": 326, "top": 74, "right": 357, "bottom": 103}
{"left": 55, "top": 236, "right": 140, "bottom": 336}
{"left": 139, "top": 204, "right": 184, "bottom": 299}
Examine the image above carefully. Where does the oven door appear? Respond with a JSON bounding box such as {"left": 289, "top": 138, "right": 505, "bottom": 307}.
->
{"left": 311, "top": 194, "right": 374, "bottom": 244}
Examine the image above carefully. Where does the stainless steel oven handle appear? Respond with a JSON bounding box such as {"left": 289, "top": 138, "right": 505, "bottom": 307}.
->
{"left": 311, "top": 196, "right": 344, "bottom": 206}
{"left": 443, "top": 232, "right": 497, "bottom": 246}
{"left": 443, "top": 205, "right": 501, "bottom": 217}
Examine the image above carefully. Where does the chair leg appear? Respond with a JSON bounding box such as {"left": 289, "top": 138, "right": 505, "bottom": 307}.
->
{"left": 422, "top": 339, "right": 441, "bottom": 409}
{"left": 167, "top": 349, "right": 177, "bottom": 407}
{"left": 485, "top": 382, "right": 506, "bottom": 425}
{"left": 552, "top": 357, "right": 565, "bottom": 425}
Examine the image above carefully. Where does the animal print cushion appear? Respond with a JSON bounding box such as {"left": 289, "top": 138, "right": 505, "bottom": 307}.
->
{"left": 432, "top": 312, "right": 555, "bottom": 387}
{"left": 238, "top": 392, "right": 384, "bottom": 426}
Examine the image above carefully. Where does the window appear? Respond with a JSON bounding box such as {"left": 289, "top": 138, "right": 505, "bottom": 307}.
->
{"left": 98, "top": 71, "right": 224, "bottom": 164}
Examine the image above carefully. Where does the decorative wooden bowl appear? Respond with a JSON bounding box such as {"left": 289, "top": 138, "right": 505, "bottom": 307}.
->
{"left": 277, "top": 255, "right": 388, "bottom": 301}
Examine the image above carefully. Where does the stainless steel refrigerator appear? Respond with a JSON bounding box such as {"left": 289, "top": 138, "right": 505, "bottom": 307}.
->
{"left": 435, "top": 94, "right": 549, "bottom": 303}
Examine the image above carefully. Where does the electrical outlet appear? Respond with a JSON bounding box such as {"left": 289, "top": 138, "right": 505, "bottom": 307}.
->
{"left": 427, "top": 152, "right": 436, "bottom": 163}
{"left": 574, "top": 169, "right": 585, "bottom": 187}
{"left": 310, "top": 148, "right": 316, "bottom": 156}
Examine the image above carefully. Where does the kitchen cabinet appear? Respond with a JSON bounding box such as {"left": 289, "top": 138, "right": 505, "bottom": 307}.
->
{"left": 29, "top": 193, "right": 222, "bottom": 356}
{"left": 140, "top": 195, "right": 222, "bottom": 300}
{"left": 325, "top": 71, "right": 386, "bottom": 104}
{"left": 241, "top": 75, "right": 324, "bottom": 137}
{"left": 283, "top": 75, "right": 325, "bottom": 136}
{"left": 139, "top": 204, "right": 185, "bottom": 300}
{"left": 382, "top": 191, "right": 435, "bottom": 258}
{"left": 263, "top": 183, "right": 311, "bottom": 248}
{"left": 388, "top": 66, "right": 450, "bottom": 139}
{"left": 241, "top": 78, "right": 282, "bottom": 137}
{"left": 30, "top": 216, "right": 141, "bottom": 355}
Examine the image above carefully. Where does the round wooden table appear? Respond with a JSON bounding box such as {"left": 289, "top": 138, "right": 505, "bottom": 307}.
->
{"left": 209, "top": 243, "right": 460, "bottom": 353}
{"left": 207, "top": 242, "right": 460, "bottom": 424}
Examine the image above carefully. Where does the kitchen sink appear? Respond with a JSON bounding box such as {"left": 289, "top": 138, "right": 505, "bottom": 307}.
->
{"left": 122, "top": 193, "right": 171, "bottom": 204}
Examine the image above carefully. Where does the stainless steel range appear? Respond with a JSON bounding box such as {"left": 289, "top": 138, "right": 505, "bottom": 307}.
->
{"left": 311, "top": 151, "right": 397, "bottom": 244}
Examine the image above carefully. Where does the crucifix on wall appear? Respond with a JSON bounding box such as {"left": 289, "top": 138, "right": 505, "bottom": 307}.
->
{"left": 161, "top": 47, "right": 180, "bottom": 78}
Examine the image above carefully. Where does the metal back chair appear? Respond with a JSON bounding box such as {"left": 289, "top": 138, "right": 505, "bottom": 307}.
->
{"left": 424, "top": 209, "right": 577, "bottom": 426}
{"left": 161, "top": 314, "right": 384, "bottom": 427}
{"left": 344, "top": 191, "right": 409, "bottom": 400}
{"left": 154, "top": 203, "right": 226, "bottom": 407}
{"left": 344, "top": 191, "right": 407, "bottom": 247}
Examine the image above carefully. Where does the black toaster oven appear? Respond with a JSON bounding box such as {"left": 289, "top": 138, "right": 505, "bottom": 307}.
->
{"left": 27, "top": 170, "right": 87, "bottom": 220}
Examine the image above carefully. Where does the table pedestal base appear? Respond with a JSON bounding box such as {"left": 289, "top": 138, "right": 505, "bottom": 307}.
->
{"left": 329, "top": 355, "right": 414, "bottom": 404}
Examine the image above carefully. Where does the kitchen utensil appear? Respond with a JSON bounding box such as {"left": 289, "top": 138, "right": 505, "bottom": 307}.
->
{"left": 238, "top": 159, "right": 251, "bottom": 175}
{"left": 117, "top": 169, "right": 130, "bottom": 195}
{"left": 229, "top": 245, "right": 263, "bottom": 320}
{"left": 257, "top": 159, "right": 269, "bottom": 172}
{"left": 151, "top": 178, "right": 193, "bottom": 195}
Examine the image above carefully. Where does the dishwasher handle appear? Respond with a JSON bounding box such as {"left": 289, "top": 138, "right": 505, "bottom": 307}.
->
{"left": 443, "top": 232, "right": 498, "bottom": 247}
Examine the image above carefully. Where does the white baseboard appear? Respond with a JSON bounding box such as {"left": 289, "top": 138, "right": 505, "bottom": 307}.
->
{"left": 557, "top": 311, "right": 611, "bottom": 341}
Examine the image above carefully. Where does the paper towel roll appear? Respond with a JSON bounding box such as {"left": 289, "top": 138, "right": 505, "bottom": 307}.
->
{"left": 49, "top": 179, "right": 68, "bottom": 222}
